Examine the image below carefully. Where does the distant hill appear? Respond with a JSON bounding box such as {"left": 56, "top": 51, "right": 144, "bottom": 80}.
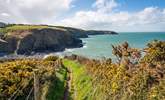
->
{"left": 86, "top": 30, "right": 118, "bottom": 35}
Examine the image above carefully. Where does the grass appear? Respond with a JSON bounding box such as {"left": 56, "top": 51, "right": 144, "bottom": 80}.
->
{"left": 46, "top": 65, "right": 68, "bottom": 100}
{"left": 0, "top": 24, "right": 48, "bottom": 34}
{"left": 0, "top": 24, "right": 68, "bottom": 35}
{"left": 63, "top": 59, "right": 93, "bottom": 100}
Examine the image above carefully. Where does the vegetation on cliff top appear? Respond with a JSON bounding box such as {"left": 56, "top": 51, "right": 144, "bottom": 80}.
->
{"left": 0, "top": 24, "right": 82, "bottom": 35}
{"left": 0, "top": 24, "right": 49, "bottom": 35}
{"left": 0, "top": 23, "right": 117, "bottom": 36}
{"left": 0, "top": 24, "right": 70, "bottom": 36}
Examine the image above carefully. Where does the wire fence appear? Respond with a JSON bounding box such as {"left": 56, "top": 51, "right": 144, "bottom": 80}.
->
{"left": 8, "top": 75, "right": 37, "bottom": 100}
{"left": 6, "top": 59, "right": 60, "bottom": 100}
{"left": 26, "top": 87, "right": 34, "bottom": 100}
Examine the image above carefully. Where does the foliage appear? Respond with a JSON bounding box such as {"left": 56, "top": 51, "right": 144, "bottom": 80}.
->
{"left": 0, "top": 40, "right": 165, "bottom": 100}
{"left": 142, "top": 40, "right": 165, "bottom": 63}
{"left": 112, "top": 41, "right": 141, "bottom": 64}
{"left": 0, "top": 24, "right": 48, "bottom": 34}
{"left": 81, "top": 40, "right": 165, "bottom": 100}
{"left": 44, "top": 65, "right": 68, "bottom": 100}
{"left": 43, "top": 55, "right": 59, "bottom": 61}
{"left": 0, "top": 59, "right": 62, "bottom": 100}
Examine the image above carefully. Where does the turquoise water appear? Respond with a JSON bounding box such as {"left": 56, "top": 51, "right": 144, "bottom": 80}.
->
{"left": 64, "top": 32, "right": 165, "bottom": 59}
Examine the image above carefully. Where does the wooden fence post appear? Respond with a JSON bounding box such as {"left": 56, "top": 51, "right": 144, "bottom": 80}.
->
{"left": 33, "top": 69, "right": 40, "bottom": 100}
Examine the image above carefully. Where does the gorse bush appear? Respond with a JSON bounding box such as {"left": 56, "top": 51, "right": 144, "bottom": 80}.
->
{"left": 142, "top": 40, "right": 165, "bottom": 63}
{"left": 0, "top": 59, "right": 62, "bottom": 100}
{"left": 43, "top": 55, "right": 59, "bottom": 61}
{"left": 112, "top": 41, "right": 141, "bottom": 64}
{"left": 83, "top": 40, "right": 165, "bottom": 100}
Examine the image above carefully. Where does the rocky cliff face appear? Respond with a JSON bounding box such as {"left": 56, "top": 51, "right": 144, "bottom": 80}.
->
{"left": 86, "top": 30, "right": 118, "bottom": 35}
{"left": 55, "top": 26, "right": 88, "bottom": 38}
{"left": 55, "top": 27, "right": 118, "bottom": 37}
{"left": 0, "top": 28, "right": 83, "bottom": 55}
{"left": 0, "top": 24, "right": 118, "bottom": 55}
{"left": 0, "top": 36, "right": 18, "bottom": 53}
{"left": 0, "top": 22, "right": 6, "bottom": 28}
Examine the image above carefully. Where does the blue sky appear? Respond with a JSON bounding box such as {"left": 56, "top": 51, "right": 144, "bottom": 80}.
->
{"left": 73, "top": 0, "right": 165, "bottom": 12}
{"left": 116, "top": 0, "right": 165, "bottom": 11}
{"left": 0, "top": 0, "right": 165, "bottom": 32}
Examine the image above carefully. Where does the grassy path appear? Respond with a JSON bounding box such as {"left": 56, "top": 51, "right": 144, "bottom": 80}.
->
{"left": 63, "top": 68, "right": 71, "bottom": 100}
{"left": 63, "top": 59, "right": 93, "bottom": 100}
{"left": 46, "top": 65, "right": 68, "bottom": 100}
{"left": 45, "top": 59, "right": 94, "bottom": 100}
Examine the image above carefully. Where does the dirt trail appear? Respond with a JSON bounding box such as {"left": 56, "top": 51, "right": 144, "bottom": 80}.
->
{"left": 63, "top": 68, "right": 72, "bottom": 100}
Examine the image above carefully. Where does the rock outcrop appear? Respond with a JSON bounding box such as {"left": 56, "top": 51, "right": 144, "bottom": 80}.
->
{"left": 55, "top": 27, "right": 118, "bottom": 37}
{"left": 0, "top": 22, "right": 6, "bottom": 28}
{"left": 86, "top": 30, "right": 118, "bottom": 35}
{"left": 55, "top": 26, "right": 88, "bottom": 38}
{"left": 0, "top": 28, "right": 83, "bottom": 55}
{"left": 0, "top": 36, "right": 18, "bottom": 53}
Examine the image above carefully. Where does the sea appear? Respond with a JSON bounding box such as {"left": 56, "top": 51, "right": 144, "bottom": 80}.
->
{"left": 0, "top": 32, "right": 165, "bottom": 60}
{"left": 64, "top": 32, "right": 165, "bottom": 59}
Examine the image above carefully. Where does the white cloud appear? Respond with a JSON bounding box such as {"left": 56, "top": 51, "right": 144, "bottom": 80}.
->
{"left": 59, "top": 0, "right": 165, "bottom": 32}
{"left": 1, "top": 13, "right": 10, "bottom": 17}
{"left": 0, "top": 0, "right": 74, "bottom": 24}
{"left": 93, "top": 0, "right": 118, "bottom": 13}
{"left": 0, "top": 0, "right": 164, "bottom": 31}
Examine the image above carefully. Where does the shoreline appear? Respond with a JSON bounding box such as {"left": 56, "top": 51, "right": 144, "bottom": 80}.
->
{"left": 0, "top": 44, "right": 87, "bottom": 60}
{"left": 0, "top": 35, "right": 90, "bottom": 60}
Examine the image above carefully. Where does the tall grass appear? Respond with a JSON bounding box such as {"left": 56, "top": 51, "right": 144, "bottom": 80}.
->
{"left": 0, "top": 24, "right": 48, "bottom": 34}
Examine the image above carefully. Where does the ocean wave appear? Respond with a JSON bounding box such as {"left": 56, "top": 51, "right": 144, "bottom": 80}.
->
{"left": 65, "top": 48, "right": 74, "bottom": 52}
{"left": 83, "top": 45, "right": 87, "bottom": 48}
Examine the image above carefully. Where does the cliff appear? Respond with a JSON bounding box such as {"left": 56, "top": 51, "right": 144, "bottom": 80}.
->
{"left": 0, "top": 22, "right": 6, "bottom": 28}
{"left": 86, "top": 30, "right": 118, "bottom": 35}
{"left": 55, "top": 27, "right": 118, "bottom": 37}
{"left": 54, "top": 26, "right": 88, "bottom": 38}
{"left": 0, "top": 24, "right": 118, "bottom": 55}
{"left": 0, "top": 28, "right": 83, "bottom": 55}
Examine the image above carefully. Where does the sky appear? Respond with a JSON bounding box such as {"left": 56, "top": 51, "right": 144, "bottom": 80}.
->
{"left": 0, "top": 0, "right": 165, "bottom": 32}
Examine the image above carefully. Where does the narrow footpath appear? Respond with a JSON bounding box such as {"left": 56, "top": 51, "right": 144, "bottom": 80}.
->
{"left": 63, "top": 68, "right": 72, "bottom": 100}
